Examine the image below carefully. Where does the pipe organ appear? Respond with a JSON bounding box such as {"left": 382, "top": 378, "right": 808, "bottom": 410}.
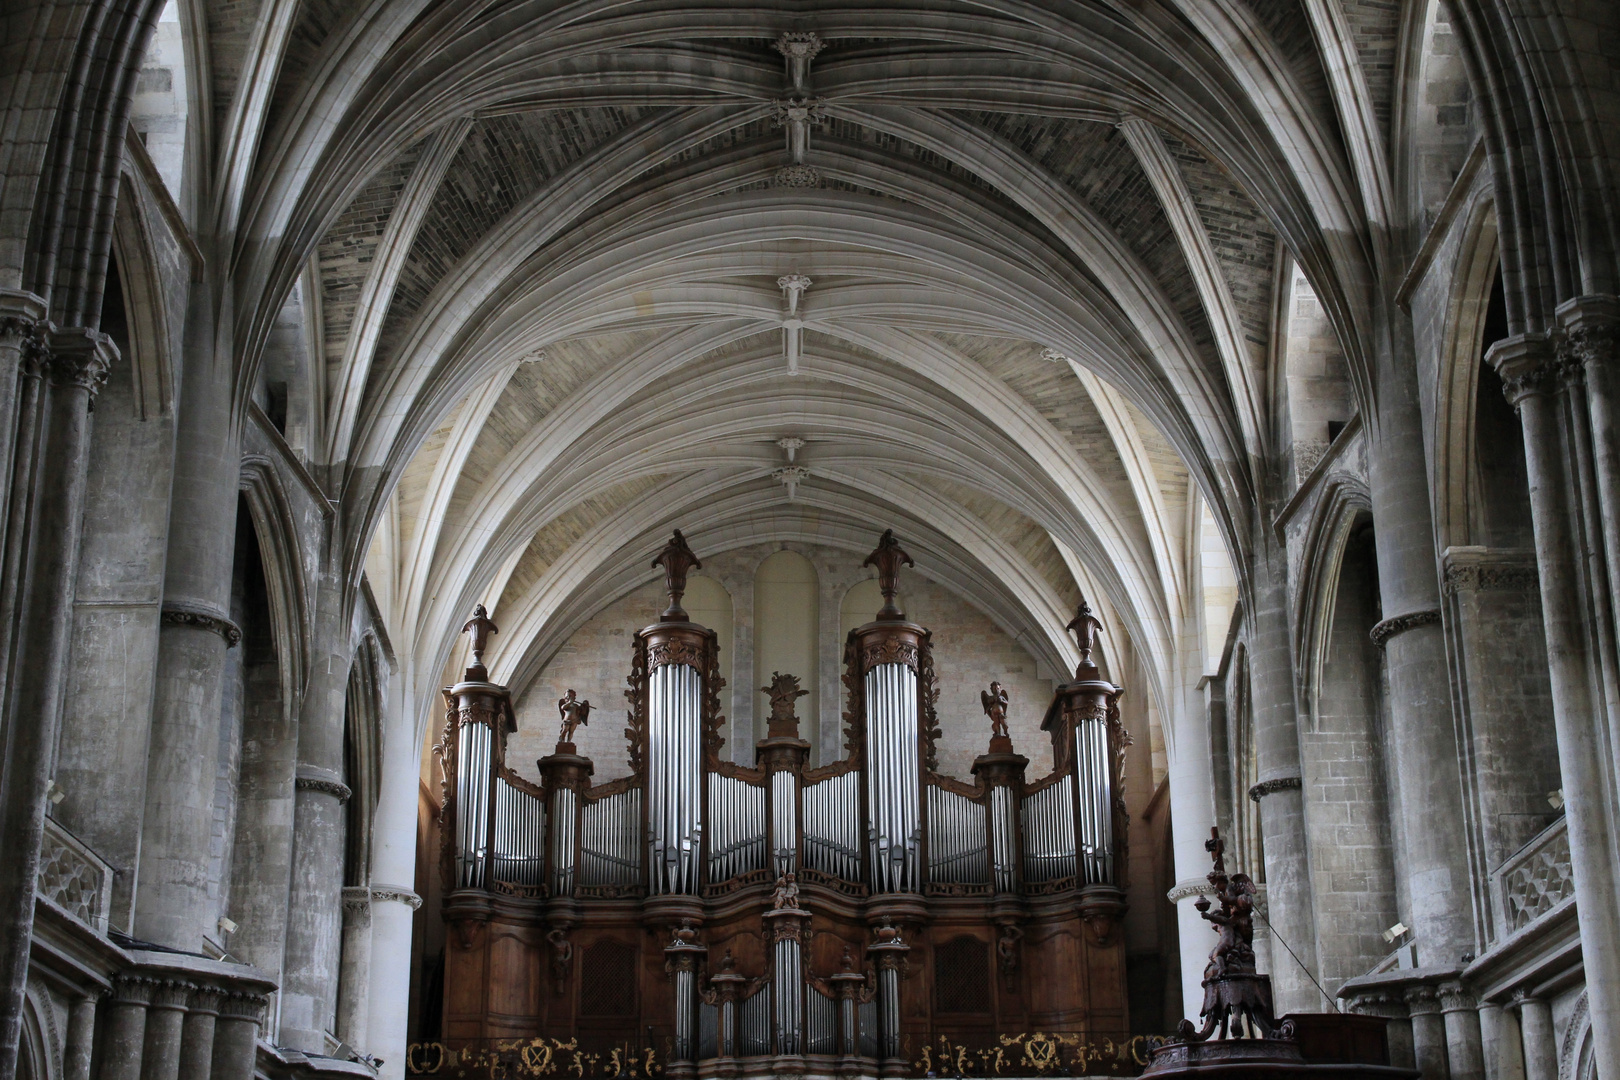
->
{"left": 435, "top": 531, "right": 1132, "bottom": 1078}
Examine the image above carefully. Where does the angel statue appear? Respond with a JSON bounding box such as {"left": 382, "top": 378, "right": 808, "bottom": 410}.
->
{"left": 557, "top": 689, "right": 591, "bottom": 745}
{"left": 980, "top": 681, "right": 1010, "bottom": 741}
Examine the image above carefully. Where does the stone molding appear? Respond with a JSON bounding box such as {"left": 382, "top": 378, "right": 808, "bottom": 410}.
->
{"left": 774, "top": 165, "right": 820, "bottom": 187}
{"left": 1248, "top": 776, "right": 1302, "bottom": 802}
{"left": 1166, "top": 879, "right": 1217, "bottom": 904}
{"left": 160, "top": 602, "right": 242, "bottom": 647}
{"left": 1344, "top": 991, "right": 1409, "bottom": 1019}
{"left": 295, "top": 775, "right": 352, "bottom": 803}
{"left": 1369, "top": 609, "right": 1441, "bottom": 647}
{"left": 1442, "top": 560, "right": 1539, "bottom": 596}
{"left": 370, "top": 884, "right": 423, "bottom": 910}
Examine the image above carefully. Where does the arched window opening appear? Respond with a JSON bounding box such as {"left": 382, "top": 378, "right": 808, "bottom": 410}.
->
{"left": 1472, "top": 272, "right": 1532, "bottom": 548}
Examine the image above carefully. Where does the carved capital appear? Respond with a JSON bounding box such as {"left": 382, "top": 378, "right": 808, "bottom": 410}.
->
{"left": 1344, "top": 990, "right": 1409, "bottom": 1019}
{"left": 1487, "top": 334, "right": 1557, "bottom": 407}
{"left": 160, "top": 602, "right": 242, "bottom": 647}
{"left": 46, "top": 327, "right": 115, "bottom": 395}
{"left": 217, "top": 990, "right": 269, "bottom": 1023}
{"left": 148, "top": 979, "right": 195, "bottom": 1011}
{"left": 111, "top": 975, "right": 158, "bottom": 1007}
{"left": 342, "top": 886, "right": 374, "bottom": 914}
{"left": 187, "top": 987, "right": 226, "bottom": 1016}
{"left": 1438, "top": 980, "right": 1476, "bottom": 1013}
{"left": 1247, "top": 776, "right": 1302, "bottom": 802}
{"left": 861, "top": 637, "right": 918, "bottom": 673}
{"left": 1369, "top": 609, "right": 1441, "bottom": 647}
{"left": 1403, "top": 984, "right": 1442, "bottom": 1016}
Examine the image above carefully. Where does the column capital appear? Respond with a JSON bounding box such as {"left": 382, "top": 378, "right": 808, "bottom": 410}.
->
{"left": 1404, "top": 984, "right": 1443, "bottom": 1016}
{"left": 1437, "top": 980, "right": 1477, "bottom": 1013}
{"left": 46, "top": 326, "right": 116, "bottom": 395}
{"left": 1487, "top": 334, "right": 1558, "bottom": 405}
{"left": 217, "top": 990, "right": 269, "bottom": 1023}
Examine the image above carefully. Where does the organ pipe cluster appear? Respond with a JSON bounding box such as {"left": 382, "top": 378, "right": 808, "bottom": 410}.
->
{"left": 437, "top": 531, "right": 1129, "bottom": 1071}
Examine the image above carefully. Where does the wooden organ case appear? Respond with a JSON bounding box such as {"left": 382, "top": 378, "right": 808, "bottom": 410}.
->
{"left": 433, "top": 531, "right": 1133, "bottom": 1078}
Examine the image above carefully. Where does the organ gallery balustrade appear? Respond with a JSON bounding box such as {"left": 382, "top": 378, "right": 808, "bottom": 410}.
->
{"left": 434, "top": 529, "right": 1131, "bottom": 1079}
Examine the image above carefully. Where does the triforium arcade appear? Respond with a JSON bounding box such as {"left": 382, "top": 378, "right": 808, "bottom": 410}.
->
{"left": 432, "top": 530, "right": 1132, "bottom": 1076}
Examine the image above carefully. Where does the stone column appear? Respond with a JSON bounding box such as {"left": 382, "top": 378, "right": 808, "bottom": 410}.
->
{"left": 1366, "top": 330, "right": 1473, "bottom": 970}
{"left": 102, "top": 977, "right": 153, "bottom": 1080}
{"left": 211, "top": 991, "right": 269, "bottom": 1079}
{"left": 137, "top": 286, "right": 243, "bottom": 951}
{"left": 365, "top": 684, "right": 422, "bottom": 1080}
{"left": 280, "top": 566, "right": 354, "bottom": 1052}
{"left": 1493, "top": 332, "right": 1620, "bottom": 1080}
{"left": 0, "top": 326, "right": 113, "bottom": 1077}
{"left": 1405, "top": 984, "right": 1449, "bottom": 1080}
{"left": 336, "top": 886, "right": 374, "bottom": 1047}
{"left": 1555, "top": 299, "right": 1620, "bottom": 1077}
{"left": 1515, "top": 995, "right": 1556, "bottom": 1080}
{"left": 1439, "top": 981, "right": 1485, "bottom": 1080}
{"left": 1349, "top": 991, "right": 1415, "bottom": 1071}
{"left": 179, "top": 987, "right": 222, "bottom": 1079}
{"left": 1478, "top": 1001, "right": 1526, "bottom": 1080}
{"left": 140, "top": 979, "right": 191, "bottom": 1080}
{"left": 63, "top": 993, "right": 97, "bottom": 1080}
{"left": 1248, "top": 521, "right": 1321, "bottom": 1013}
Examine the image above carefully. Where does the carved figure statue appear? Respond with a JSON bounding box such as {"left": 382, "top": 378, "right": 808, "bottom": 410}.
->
{"left": 995, "top": 921, "right": 1023, "bottom": 974}
{"left": 981, "top": 681, "right": 1010, "bottom": 741}
{"left": 1175, "top": 827, "right": 1285, "bottom": 1043}
{"left": 557, "top": 688, "right": 591, "bottom": 745}
{"left": 763, "top": 672, "right": 809, "bottom": 737}
{"left": 772, "top": 872, "right": 801, "bottom": 910}
{"left": 546, "top": 927, "right": 573, "bottom": 994}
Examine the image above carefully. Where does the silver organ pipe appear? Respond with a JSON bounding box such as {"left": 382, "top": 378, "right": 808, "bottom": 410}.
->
{"left": 1020, "top": 775, "right": 1077, "bottom": 884}
{"left": 990, "top": 784, "right": 1018, "bottom": 892}
{"left": 455, "top": 721, "right": 494, "bottom": 889}
{"left": 926, "top": 785, "right": 988, "bottom": 884}
{"left": 648, "top": 662, "right": 703, "bottom": 895}
{"left": 492, "top": 777, "right": 546, "bottom": 887}
{"left": 806, "top": 987, "right": 837, "bottom": 1055}
{"left": 803, "top": 770, "right": 862, "bottom": 882}
{"left": 706, "top": 774, "right": 766, "bottom": 882}
{"left": 1074, "top": 716, "right": 1115, "bottom": 883}
{"left": 699, "top": 1002, "right": 719, "bottom": 1059}
{"left": 578, "top": 787, "right": 642, "bottom": 889}
{"left": 864, "top": 662, "right": 920, "bottom": 892}
{"left": 739, "top": 988, "right": 770, "bottom": 1056}
{"left": 549, "top": 785, "right": 577, "bottom": 896}
{"left": 771, "top": 769, "right": 798, "bottom": 876}
{"left": 773, "top": 935, "right": 802, "bottom": 1055}
{"left": 857, "top": 999, "right": 878, "bottom": 1058}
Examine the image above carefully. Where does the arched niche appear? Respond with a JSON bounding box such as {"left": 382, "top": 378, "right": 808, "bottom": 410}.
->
{"left": 840, "top": 578, "right": 889, "bottom": 642}
{"left": 684, "top": 574, "right": 735, "bottom": 729}
{"left": 754, "top": 551, "right": 819, "bottom": 750}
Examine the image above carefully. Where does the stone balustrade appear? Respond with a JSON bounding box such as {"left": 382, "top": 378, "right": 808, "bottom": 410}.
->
{"left": 1495, "top": 815, "right": 1573, "bottom": 935}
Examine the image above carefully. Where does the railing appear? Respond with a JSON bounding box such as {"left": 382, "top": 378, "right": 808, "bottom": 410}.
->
{"left": 36, "top": 816, "right": 113, "bottom": 931}
{"left": 1496, "top": 814, "right": 1573, "bottom": 935}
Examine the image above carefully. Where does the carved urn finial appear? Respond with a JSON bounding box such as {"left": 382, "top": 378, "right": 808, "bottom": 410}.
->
{"left": 981, "top": 680, "right": 1011, "bottom": 750}
{"left": 461, "top": 604, "right": 498, "bottom": 680}
{"left": 863, "top": 529, "right": 914, "bottom": 621}
{"left": 1066, "top": 601, "right": 1104, "bottom": 676}
{"left": 763, "top": 672, "right": 809, "bottom": 738}
{"left": 652, "top": 529, "right": 702, "bottom": 620}
{"left": 557, "top": 689, "right": 591, "bottom": 749}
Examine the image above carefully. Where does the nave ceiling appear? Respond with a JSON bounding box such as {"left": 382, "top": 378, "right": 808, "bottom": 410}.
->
{"left": 200, "top": 0, "right": 1407, "bottom": 731}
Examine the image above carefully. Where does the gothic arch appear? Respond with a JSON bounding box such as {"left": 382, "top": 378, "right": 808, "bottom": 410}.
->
{"left": 1290, "top": 473, "right": 1374, "bottom": 730}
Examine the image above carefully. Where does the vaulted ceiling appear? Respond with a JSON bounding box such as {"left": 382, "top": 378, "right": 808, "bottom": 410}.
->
{"left": 205, "top": 1, "right": 1404, "bottom": 725}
